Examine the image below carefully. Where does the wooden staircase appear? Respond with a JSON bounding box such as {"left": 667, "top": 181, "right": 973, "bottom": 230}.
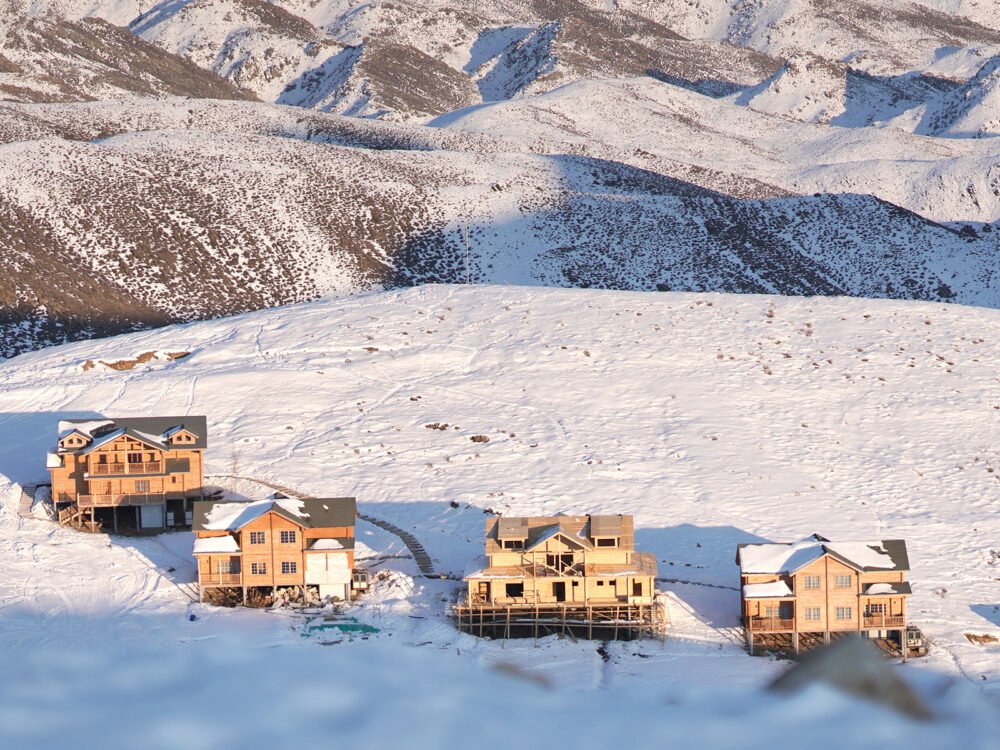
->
{"left": 58, "top": 504, "right": 102, "bottom": 532}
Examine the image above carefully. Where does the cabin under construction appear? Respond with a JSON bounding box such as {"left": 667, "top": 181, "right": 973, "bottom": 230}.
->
{"left": 455, "top": 514, "right": 665, "bottom": 640}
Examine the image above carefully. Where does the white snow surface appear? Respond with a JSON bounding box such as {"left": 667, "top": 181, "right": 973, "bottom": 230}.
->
{"left": 192, "top": 535, "right": 239, "bottom": 554}
{"left": 0, "top": 285, "right": 999, "bottom": 746}
{"left": 740, "top": 539, "right": 899, "bottom": 574}
{"left": 743, "top": 581, "right": 795, "bottom": 599}
{"left": 202, "top": 496, "right": 309, "bottom": 530}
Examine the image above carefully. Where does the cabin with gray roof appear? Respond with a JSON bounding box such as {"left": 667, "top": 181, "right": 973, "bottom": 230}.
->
{"left": 736, "top": 534, "right": 921, "bottom": 657}
{"left": 456, "top": 514, "right": 663, "bottom": 640}
{"left": 48, "top": 416, "right": 207, "bottom": 532}
{"left": 192, "top": 494, "right": 360, "bottom": 604}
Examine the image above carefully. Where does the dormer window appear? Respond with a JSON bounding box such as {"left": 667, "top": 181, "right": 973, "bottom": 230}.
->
{"left": 595, "top": 537, "right": 618, "bottom": 548}
{"left": 502, "top": 539, "right": 525, "bottom": 550}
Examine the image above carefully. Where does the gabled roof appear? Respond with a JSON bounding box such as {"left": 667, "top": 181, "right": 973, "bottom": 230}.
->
{"left": 193, "top": 496, "right": 357, "bottom": 532}
{"left": 737, "top": 537, "right": 909, "bottom": 575}
{"left": 57, "top": 416, "right": 208, "bottom": 452}
{"left": 526, "top": 523, "right": 592, "bottom": 551}
{"left": 79, "top": 427, "right": 170, "bottom": 454}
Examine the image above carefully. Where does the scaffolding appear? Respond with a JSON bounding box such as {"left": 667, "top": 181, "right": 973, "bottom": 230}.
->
{"left": 454, "top": 597, "right": 667, "bottom": 642}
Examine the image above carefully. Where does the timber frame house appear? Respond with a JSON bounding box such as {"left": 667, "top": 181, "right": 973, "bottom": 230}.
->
{"left": 456, "top": 514, "right": 664, "bottom": 640}
{"left": 737, "top": 534, "right": 915, "bottom": 657}
{"left": 48, "top": 416, "right": 207, "bottom": 532}
{"left": 193, "top": 494, "right": 360, "bottom": 604}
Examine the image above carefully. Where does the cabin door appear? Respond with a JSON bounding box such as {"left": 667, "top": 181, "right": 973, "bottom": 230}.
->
{"left": 553, "top": 582, "right": 566, "bottom": 602}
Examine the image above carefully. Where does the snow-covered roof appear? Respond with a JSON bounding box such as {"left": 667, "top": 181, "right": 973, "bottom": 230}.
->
{"left": 743, "top": 581, "right": 794, "bottom": 599}
{"left": 58, "top": 419, "right": 113, "bottom": 441}
{"left": 308, "top": 539, "right": 345, "bottom": 551}
{"left": 57, "top": 417, "right": 208, "bottom": 451}
{"left": 862, "top": 582, "right": 912, "bottom": 597}
{"left": 193, "top": 536, "right": 240, "bottom": 554}
{"left": 527, "top": 523, "right": 591, "bottom": 550}
{"left": 201, "top": 497, "right": 307, "bottom": 531}
{"left": 194, "top": 497, "right": 356, "bottom": 532}
{"left": 46, "top": 452, "right": 62, "bottom": 468}
{"left": 738, "top": 537, "right": 909, "bottom": 574}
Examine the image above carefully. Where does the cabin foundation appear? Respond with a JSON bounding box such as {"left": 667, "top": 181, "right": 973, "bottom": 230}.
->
{"left": 454, "top": 601, "right": 666, "bottom": 641}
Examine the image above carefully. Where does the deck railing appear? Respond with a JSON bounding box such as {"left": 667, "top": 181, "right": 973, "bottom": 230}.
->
{"left": 201, "top": 573, "right": 243, "bottom": 586}
{"left": 90, "top": 461, "right": 163, "bottom": 476}
{"left": 77, "top": 493, "right": 166, "bottom": 507}
{"left": 864, "top": 615, "right": 905, "bottom": 628}
{"left": 747, "top": 616, "right": 795, "bottom": 632}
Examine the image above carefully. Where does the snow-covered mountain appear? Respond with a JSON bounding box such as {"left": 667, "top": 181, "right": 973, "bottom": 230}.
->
{"left": 0, "top": 0, "right": 251, "bottom": 102}
{"left": 2, "top": 97, "right": 998, "bottom": 358}
{"left": 0, "top": 285, "right": 998, "bottom": 745}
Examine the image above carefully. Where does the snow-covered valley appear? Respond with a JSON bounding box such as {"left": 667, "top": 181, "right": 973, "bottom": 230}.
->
{"left": 0, "top": 285, "right": 998, "bottom": 746}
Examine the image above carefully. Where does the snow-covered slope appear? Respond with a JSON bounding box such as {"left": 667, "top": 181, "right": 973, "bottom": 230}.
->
{"left": 0, "top": 285, "right": 998, "bottom": 745}
{"left": 919, "top": 53, "right": 1000, "bottom": 137}
{"left": 611, "top": 0, "right": 1000, "bottom": 74}
{"left": 2, "top": 98, "right": 998, "bottom": 358}
{"left": 435, "top": 77, "right": 1000, "bottom": 223}
{"left": 0, "top": 1, "right": 252, "bottom": 102}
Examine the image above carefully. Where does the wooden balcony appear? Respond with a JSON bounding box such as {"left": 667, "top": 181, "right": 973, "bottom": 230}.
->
{"left": 864, "top": 615, "right": 905, "bottom": 628}
{"left": 90, "top": 461, "right": 163, "bottom": 476}
{"left": 747, "top": 616, "right": 795, "bottom": 632}
{"left": 201, "top": 573, "right": 243, "bottom": 586}
{"left": 77, "top": 493, "right": 166, "bottom": 508}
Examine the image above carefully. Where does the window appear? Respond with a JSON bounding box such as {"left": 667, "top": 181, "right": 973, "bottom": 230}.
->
{"left": 835, "top": 574, "right": 852, "bottom": 589}
{"left": 135, "top": 480, "right": 151, "bottom": 493}
{"left": 249, "top": 531, "right": 265, "bottom": 545}
{"left": 633, "top": 581, "right": 643, "bottom": 597}
{"left": 765, "top": 606, "right": 777, "bottom": 618}
{"left": 502, "top": 539, "right": 524, "bottom": 550}
{"left": 127, "top": 452, "right": 142, "bottom": 464}
{"left": 281, "top": 561, "right": 297, "bottom": 575}
{"left": 280, "top": 530, "right": 297, "bottom": 544}
{"left": 251, "top": 562, "right": 267, "bottom": 575}
{"left": 803, "top": 575, "right": 821, "bottom": 590}
{"left": 505, "top": 583, "right": 524, "bottom": 598}
{"left": 804, "top": 607, "right": 821, "bottom": 621}
{"left": 216, "top": 559, "right": 240, "bottom": 575}
{"left": 836, "top": 606, "right": 853, "bottom": 620}
{"left": 596, "top": 538, "right": 618, "bottom": 547}
{"left": 865, "top": 603, "right": 886, "bottom": 616}
{"left": 597, "top": 580, "right": 605, "bottom": 587}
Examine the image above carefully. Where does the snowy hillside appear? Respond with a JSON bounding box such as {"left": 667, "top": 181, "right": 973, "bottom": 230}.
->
{"left": 0, "top": 285, "right": 998, "bottom": 745}
{"left": 2, "top": 97, "right": 998, "bottom": 358}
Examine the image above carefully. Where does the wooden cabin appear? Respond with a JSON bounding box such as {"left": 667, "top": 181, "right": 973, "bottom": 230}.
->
{"left": 193, "top": 494, "right": 358, "bottom": 604}
{"left": 456, "top": 514, "right": 663, "bottom": 640}
{"left": 736, "top": 534, "right": 914, "bottom": 656}
{"left": 48, "top": 416, "right": 207, "bottom": 532}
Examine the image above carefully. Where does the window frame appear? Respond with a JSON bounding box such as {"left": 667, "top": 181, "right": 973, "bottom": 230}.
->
{"left": 280, "top": 530, "right": 297, "bottom": 544}
{"left": 835, "top": 574, "right": 853, "bottom": 589}
{"left": 249, "top": 531, "right": 265, "bottom": 545}
{"left": 281, "top": 560, "right": 297, "bottom": 575}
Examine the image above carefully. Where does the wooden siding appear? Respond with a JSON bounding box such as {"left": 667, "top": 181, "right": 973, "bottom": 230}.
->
{"left": 740, "top": 551, "right": 909, "bottom": 634}
{"left": 50, "top": 434, "right": 204, "bottom": 508}
{"left": 196, "top": 510, "right": 354, "bottom": 591}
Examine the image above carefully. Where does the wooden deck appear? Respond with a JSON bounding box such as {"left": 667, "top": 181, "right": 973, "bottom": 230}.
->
{"left": 90, "top": 461, "right": 163, "bottom": 476}
{"left": 454, "top": 599, "right": 667, "bottom": 641}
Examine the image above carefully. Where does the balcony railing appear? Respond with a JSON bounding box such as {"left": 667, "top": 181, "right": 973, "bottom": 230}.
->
{"left": 77, "top": 493, "right": 166, "bottom": 508}
{"left": 201, "top": 573, "right": 243, "bottom": 586}
{"left": 864, "top": 615, "right": 905, "bottom": 628}
{"left": 747, "top": 616, "right": 795, "bottom": 632}
{"left": 90, "top": 461, "right": 163, "bottom": 476}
